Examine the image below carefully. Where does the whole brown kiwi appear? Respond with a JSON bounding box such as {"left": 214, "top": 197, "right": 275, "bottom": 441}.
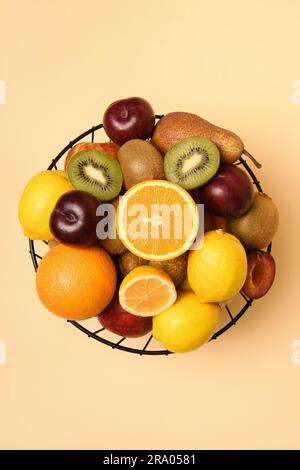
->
{"left": 149, "top": 253, "right": 188, "bottom": 287}
{"left": 99, "top": 236, "right": 127, "bottom": 255}
{"left": 98, "top": 198, "right": 127, "bottom": 255}
{"left": 119, "top": 252, "right": 148, "bottom": 276}
{"left": 152, "top": 112, "right": 260, "bottom": 166}
{"left": 227, "top": 193, "right": 279, "bottom": 250}
{"left": 118, "top": 139, "right": 165, "bottom": 190}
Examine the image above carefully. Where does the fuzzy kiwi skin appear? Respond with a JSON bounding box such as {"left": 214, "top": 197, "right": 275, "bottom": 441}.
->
{"left": 119, "top": 252, "right": 148, "bottom": 276}
{"left": 98, "top": 198, "right": 127, "bottom": 255}
{"left": 227, "top": 193, "right": 279, "bottom": 250}
{"left": 149, "top": 253, "right": 188, "bottom": 287}
{"left": 152, "top": 112, "right": 244, "bottom": 163}
{"left": 99, "top": 236, "right": 127, "bottom": 255}
{"left": 118, "top": 139, "right": 165, "bottom": 190}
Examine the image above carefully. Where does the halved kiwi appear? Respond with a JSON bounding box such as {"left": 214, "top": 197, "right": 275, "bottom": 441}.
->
{"left": 164, "top": 136, "right": 220, "bottom": 190}
{"left": 67, "top": 149, "right": 123, "bottom": 201}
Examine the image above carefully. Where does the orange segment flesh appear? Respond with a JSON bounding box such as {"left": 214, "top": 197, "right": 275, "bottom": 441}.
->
{"left": 117, "top": 180, "right": 199, "bottom": 261}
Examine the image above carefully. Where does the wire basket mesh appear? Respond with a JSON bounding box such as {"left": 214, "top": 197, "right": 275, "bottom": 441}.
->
{"left": 29, "top": 116, "right": 271, "bottom": 355}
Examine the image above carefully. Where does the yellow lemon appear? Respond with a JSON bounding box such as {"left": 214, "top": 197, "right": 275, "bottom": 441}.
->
{"left": 188, "top": 229, "right": 247, "bottom": 303}
{"left": 119, "top": 265, "right": 177, "bottom": 317}
{"left": 18, "top": 170, "right": 73, "bottom": 240}
{"left": 153, "top": 291, "right": 220, "bottom": 353}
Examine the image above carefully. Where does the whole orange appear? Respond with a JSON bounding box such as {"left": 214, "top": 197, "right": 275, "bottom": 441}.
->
{"left": 36, "top": 244, "right": 117, "bottom": 320}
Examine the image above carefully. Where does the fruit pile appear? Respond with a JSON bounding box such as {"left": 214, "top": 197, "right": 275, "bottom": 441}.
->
{"left": 18, "top": 97, "right": 279, "bottom": 354}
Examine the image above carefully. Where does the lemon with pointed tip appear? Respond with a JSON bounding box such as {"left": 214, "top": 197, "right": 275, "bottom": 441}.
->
{"left": 188, "top": 229, "right": 247, "bottom": 303}
{"left": 153, "top": 291, "right": 220, "bottom": 353}
{"left": 18, "top": 170, "right": 73, "bottom": 240}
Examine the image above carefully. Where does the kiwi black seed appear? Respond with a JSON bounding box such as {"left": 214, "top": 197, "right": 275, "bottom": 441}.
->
{"left": 67, "top": 149, "right": 123, "bottom": 201}
{"left": 164, "top": 136, "right": 220, "bottom": 190}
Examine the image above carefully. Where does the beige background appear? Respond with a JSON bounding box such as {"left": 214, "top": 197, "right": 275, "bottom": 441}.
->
{"left": 1, "top": 0, "right": 300, "bottom": 450}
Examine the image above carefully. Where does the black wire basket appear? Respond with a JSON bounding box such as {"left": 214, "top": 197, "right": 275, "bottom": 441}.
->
{"left": 29, "top": 116, "right": 271, "bottom": 355}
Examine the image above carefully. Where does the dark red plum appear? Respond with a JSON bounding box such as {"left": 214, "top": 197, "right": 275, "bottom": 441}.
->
{"left": 50, "top": 190, "right": 99, "bottom": 246}
{"left": 103, "top": 97, "right": 155, "bottom": 145}
{"left": 198, "top": 163, "right": 254, "bottom": 218}
{"left": 98, "top": 296, "right": 152, "bottom": 338}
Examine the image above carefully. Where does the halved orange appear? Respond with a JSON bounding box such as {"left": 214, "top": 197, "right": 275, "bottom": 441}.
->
{"left": 117, "top": 180, "right": 199, "bottom": 261}
{"left": 119, "top": 265, "right": 177, "bottom": 316}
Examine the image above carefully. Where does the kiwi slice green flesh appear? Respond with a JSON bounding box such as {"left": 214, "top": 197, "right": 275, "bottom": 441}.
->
{"left": 67, "top": 149, "right": 123, "bottom": 201}
{"left": 164, "top": 136, "right": 220, "bottom": 190}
